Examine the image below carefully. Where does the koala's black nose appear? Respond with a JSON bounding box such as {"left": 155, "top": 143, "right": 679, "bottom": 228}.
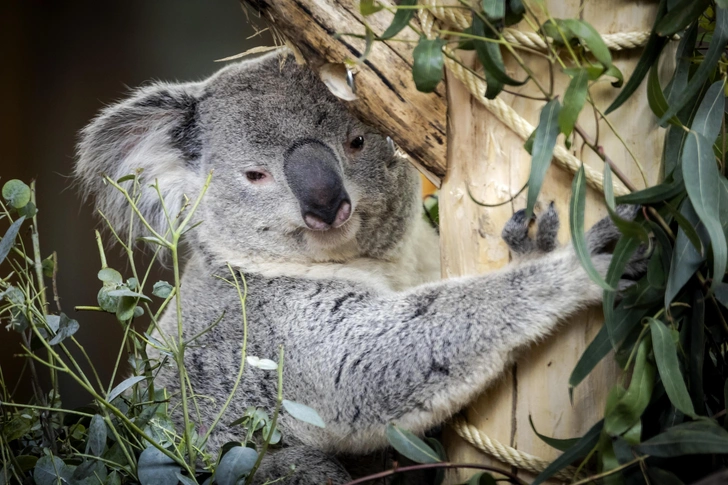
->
{"left": 283, "top": 138, "right": 352, "bottom": 231}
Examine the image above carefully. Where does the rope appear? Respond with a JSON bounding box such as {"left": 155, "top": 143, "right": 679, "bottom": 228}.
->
{"left": 451, "top": 415, "right": 580, "bottom": 482}
{"left": 417, "top": 1, "right": 630, "bottom": 197}
{"left": 421, "top": 3, "right": 655, "bottom": 51}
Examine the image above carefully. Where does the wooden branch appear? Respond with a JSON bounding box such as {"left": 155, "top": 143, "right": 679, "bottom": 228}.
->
{"left": 243, "top": 0, "right": 448, "bottom": 184}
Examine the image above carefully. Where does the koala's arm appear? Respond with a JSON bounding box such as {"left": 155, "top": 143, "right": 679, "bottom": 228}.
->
{"left": 271, "top": 248, "right": 606, "bottom": 453}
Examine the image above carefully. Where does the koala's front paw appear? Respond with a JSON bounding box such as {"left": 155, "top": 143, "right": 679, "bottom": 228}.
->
{"left": 502, "top": 203, "right": 560, "bottom": 256}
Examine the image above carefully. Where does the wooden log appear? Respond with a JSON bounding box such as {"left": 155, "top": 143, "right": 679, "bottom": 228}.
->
{"left": 243, "top": 0, "right": 448, "bottom": 183}
{"left": 440, "top": 1, "right": 672, "bottom": 483}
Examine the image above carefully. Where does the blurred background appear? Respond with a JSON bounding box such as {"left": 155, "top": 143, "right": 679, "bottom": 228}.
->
{"left": 0, "top": 0, "right": 269, "bottom": 408}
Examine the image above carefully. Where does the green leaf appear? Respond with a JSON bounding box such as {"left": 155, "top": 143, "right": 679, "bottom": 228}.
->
{"left": 152, "top": 281, "right": 173, "bottom": 299}
{"left": 532, "top": 420, "right": 603, "bottom": 485}
{"left": 175, "top": 473, "right": 198, "bottom": 485}
{"left": 86, "top": 414, "right": 107, "bottom": 457}
{"left": 467, "top": 472, "right": 497, "bottom": 485}
{"left": 48, "top": 313, "right": 80, "bottom": 346}
{"left": 561, "top": 19, "right": 612, "bottom": 68}
{"left": 107, "top": 375, "right": 146, "bottom": 403}
{"left": 570, "top": 165, "right": 613, "bottom": 291}
{"left": 33, "top": 455, "right": 74, "bottom": 485}
{"left": 604, "top": 65, "right": 624, "bottom": 88}
{"left": 665, "top": 200, "right": 706, "bottom": 305}
{"left": 636, "top": 420, "right": 728, "bottom": 456}
{"left": 360, "top": 0, "right": 383, "bottom": 16}
{"left": 605, "top": 0, "right": 668, "bottom": 114}
{"left": 603, "top": 235, "right": 642, "bottom": 348}
{"left": 569, "top": 324, "right": 611, "bottom": 392}
{"left": 472, "top": 14, "right": 526, "bottom": 88}
{"left": 17, "top": 202, "right": 37, "bottom": 218}
{"left": 655, "top": 0, "right": 710, "bottom": 36}
{"left": 385, "top": 423, "right": 441, "bottom": 463}
{"left": 692, "top": 80, "right": 726, "bottom": 145}
{"left": 529, "top": 415, "right": 580, "bottom": 451}
{"left": 107, "top": 288, "right": 152, "bottom": 302}
{"left": 2, "top": 180, "right": 31, "bottom": 209}
{"left": 682, "top": 131, "right": 727, "bottom": 289}
{"left": 97, "top": 287, "right": 120, "bottom": 313}
{"left": 426, "top": 437, "right": 447, "bottom": 485}
{"left": 558, "top": 68, "right": 588, "bottom": 139}
{"left": 649, "top": 318, "right": 696, "bottom": 417}
{"left": 616, "top": 178, "right": 684, "bottom": 205}
{"left": 647, "top": 468, "right": 685, "bottom": 485}
{"left": 541, "top": 18, "right": 575, "bottom": 44}
{"left": 647, "top": 60, "right": 679, "bottom": 125}
{"left": 215, "top": 446, "right": 258, "bottom": 485}
{"left": 357, "top": 26, "right": 375, "bottom": 64}
{"left": 116, "top": 174, "right": 136, "bottom": 183}
{"left": 603, "top": 165, "right": 650, "bottom": 243}
{"left": 412, "top": 38, "right": 446, "bottom": 93}
{"left": 605, "top": 337, "right": 655, "bottom": 436}
{"left": 0, "top": 216, "right": 25, "bottom": 267}
{"left": 98, "top": 268, "right": 123, "bottom": 285}
{"left": 659, "top": 7, "right": 728, "bottom": 123}
{"left": 379, "top": 0, "right": 416, "bottom": 40}
{"left": 689, "top": 291, "right": 705, "bottom": 415}
{"left": 526, "top": 98, "right": 561, "bottom": 220}
{"left": 482, "top": 0, "right": 505, "bottom": 20}
{"left": 282, "top": 400, "right": 325, "bottom": 428}
{"left": 665, "top": 22, "right": 697, "bottom": 112}
{"left": 137, "top": 446, "right": 180, "bottom": 485}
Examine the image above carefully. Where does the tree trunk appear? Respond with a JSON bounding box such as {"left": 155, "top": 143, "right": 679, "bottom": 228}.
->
{"left": 440, "top": 1, "right": 671, "bottom": 483}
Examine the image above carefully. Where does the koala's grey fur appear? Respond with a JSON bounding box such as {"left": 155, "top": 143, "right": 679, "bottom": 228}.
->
{"left": 75, "top": 48, "right": 640, "bottom": 484}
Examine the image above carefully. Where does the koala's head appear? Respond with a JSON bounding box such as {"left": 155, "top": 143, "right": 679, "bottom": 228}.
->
{"left": 75, "top": 49, "right": 422, "bottom": 266}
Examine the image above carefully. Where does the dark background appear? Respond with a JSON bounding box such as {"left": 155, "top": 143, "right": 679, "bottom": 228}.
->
{"left": 1, "top": 1, "right": 268, "bottom": 408}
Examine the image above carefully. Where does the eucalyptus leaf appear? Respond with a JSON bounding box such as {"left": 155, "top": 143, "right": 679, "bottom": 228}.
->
{"left": 152, "top": 281, "right": 174, "bottom": 298}
{"left": 569, "top": 324, "right": 611, "bottom": 393}
{"left": 682, "top": 131, "right": 727, "bottom": 289}
{"left": 472, "top": 14, "right": 525, "bottom": 88}
{"left": 98, "top": 268, "right": 123, "bottom": 285}
{"left": 689, "top": 291, "right": 706, "bottom": 415}
{"left": 529, "top": 415, "right": 580, "bottom": 451}
{"left": 532, "top": 420, "right": 603, "bottom": 485}
{"left": 48, "top": 313, "right": 80, "bottom": 346}
{"left": 615, "top": 178, "right": 683, "bottom": 205}
{"left": 526, "top": 99, "right": 561, "bottom": 220}
{"left": 246, "top": 356, "right": 278, "bottom": 370}
{"left": 605, "top": 337, "right": 655, "bottom": 436}
{"left": 605, "top": 0, "right": 668, "bottom": 114}
{"left": 659, "top": 7, "right": 728, "bottom": 123}
{"left": 647, "top": 60, "right": 678, "bottom": 125}
{"left": 137, "top": 446, "right": 180, "bottom": 485}
{"left": 559, "top": 68, "right": 588, "bottom": 139}
{"left": 385, "top": 423, "right": 441, "bottom": 463}
{"left": 561, "top": 19, "right": 612, "bottom": 68}
{"left": 33, "top": 455, "right": 74, "bottom": 485}
{"left": 2, "top": 180, "right": 31, "bottom": 209}
{"left": 692, "top": 81, "right": 726, "bottom": 146}
{"left": 655, "top": 0, "right": 710, "bottom": 36}
{"left": 636, "top": 420, "right": 728, "bottom": 456}
{"left": 412, "top": 38, "right": 446, "bottom": 93}
{"left": 0, "top": 216, "right": 26, "bottom": 267}
{"left": 482, "top": 0, "right": 505, "bottom": 20}
{"left": 570, "top": 164, "right": 613, "bottom": 290}
{"left": 107, "top": 288, "right": 152, "bottom": 302}
{"left": 379, "top": 0, "right": 416, "bottom": 40}
{"left": 215, "top": 446, "right": 258, "bottom": 485}
{"left": 107, "top": 375, "right": 146, "bottom": 403}
{"left": 649, "top": 318, "right": 696, "bottom": 417}
{"left": 282, "top": 400, "right": 325, "bottom": 428}
{"left": 603, "top": 234, "right": 641, "bottom": 348}
{"left": 360, "top": 0, "right": 383, "bottom": 15}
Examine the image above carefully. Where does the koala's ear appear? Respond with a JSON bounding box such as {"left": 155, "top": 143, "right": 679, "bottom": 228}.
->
{"left": 75, "top": 81, "right": 204, "bottom": 238}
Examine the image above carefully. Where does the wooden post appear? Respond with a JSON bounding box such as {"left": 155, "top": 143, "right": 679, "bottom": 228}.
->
{"left": 440, "top": 1, "right": 671, "bottom": 482}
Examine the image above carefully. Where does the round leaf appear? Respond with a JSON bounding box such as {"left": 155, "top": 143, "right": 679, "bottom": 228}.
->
{"left": 137, "top": 446, "right": 180, "bottom": 485}
{"left": 2, "top": 180, "right": 31, "bottom": 209}
{"left": 385, "top": 423, "right": 441, "bottom": 464}
{"left": 215, "top": 446, "right": 258, "bottom": 485}
{"left": 282, "top": 399, "right": 325, "bottom": 428}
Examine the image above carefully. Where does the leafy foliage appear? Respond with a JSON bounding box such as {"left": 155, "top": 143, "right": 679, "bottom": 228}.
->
{"left": 0, "top": 177, "right": 325, "bottom": 484}
{"left": 363, "top": 0, "right": 728, "bottom": 483}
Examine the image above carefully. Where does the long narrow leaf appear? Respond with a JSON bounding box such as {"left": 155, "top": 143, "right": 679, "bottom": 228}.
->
{"left": 559, "top": 69, "right": 588, "bottom": 139}
{"left": 412, "top": 38, "right": 446, "bottom": 92}
{"left": 682, "top": 131, "right": 727, "bottom": 288}
{"left": 562, "top": 19, "right": 612, "bottom": 68}
{"left": 692, "top": 80, "right": 726, "bottom": 145}
{"left": 471, "top": 14, "right": 526, "bottom": 87}
{"left": 532, "top": 420, "right": 603, "bottom": 485}
{"left": 526, "top": 99, "right": 561, "bottom": 220}
{"left": 656, "top": 0, "right": 710, "bottom": 36}
{"left": 649, "top": 318, "right": 696, "bottom": 417}
{"left": 571, "top": 165, "right": 613, "bottom": 290}
{"left": 0, "top": 216, "right": 25, "bottom": 267}
{"left": 569, "top": 324, "right": 611, "bottom": 392}
{"left": 379, "top": 0, "right": 416, "bottom": 40}
{"left": 665, "top": 199, "right": 707, "bottom": 305}
{"left": 660, "top": 7, "right": 728, "bottom": 123}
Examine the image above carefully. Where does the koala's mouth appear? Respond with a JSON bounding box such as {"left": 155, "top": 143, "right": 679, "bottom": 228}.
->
{"left": 302, "top": 213, "right": 360, "bottom": 249}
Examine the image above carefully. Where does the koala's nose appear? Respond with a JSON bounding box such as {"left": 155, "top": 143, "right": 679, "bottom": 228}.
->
{"left": 283, "top": 138, "right": 352, "bottom": 231}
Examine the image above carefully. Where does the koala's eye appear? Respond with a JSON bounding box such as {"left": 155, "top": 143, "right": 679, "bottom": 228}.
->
{"left": 349, "top": 136, "right": 365, "bottom": 151}
{"left": 245, "top": 171, "right": 267, "bottom": 183}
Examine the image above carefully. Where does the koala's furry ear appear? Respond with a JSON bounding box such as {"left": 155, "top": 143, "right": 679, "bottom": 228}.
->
{"left": 75, "top": 81, "right": 205, "bottom": 239}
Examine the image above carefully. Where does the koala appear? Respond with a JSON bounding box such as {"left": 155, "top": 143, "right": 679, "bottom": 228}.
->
{"left": 75, "top": 48, "right": 641, "bottom": 484}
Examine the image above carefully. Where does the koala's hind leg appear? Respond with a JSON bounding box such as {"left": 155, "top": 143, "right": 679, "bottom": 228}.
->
{"left": 502, "top": 203, "right": 560, "bottom": 256}
{"left": 252, "top": 446, "right": 351, "bottom": 485}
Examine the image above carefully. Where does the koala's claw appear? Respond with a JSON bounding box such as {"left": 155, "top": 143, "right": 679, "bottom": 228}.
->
{"left": 502, "top": 204, "right": 560, "bottom": 256}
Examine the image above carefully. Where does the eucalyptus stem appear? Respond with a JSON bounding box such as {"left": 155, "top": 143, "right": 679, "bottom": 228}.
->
{"left": 245, "top": 345, "right": 284, "bottom": 485}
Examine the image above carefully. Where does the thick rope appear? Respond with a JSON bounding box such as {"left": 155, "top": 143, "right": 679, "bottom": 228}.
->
{"left": 451, "top": 415, "right": 580, "bottom": 482}
{"left": 421, "top": 2, "right": 654, "bottom": 51}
